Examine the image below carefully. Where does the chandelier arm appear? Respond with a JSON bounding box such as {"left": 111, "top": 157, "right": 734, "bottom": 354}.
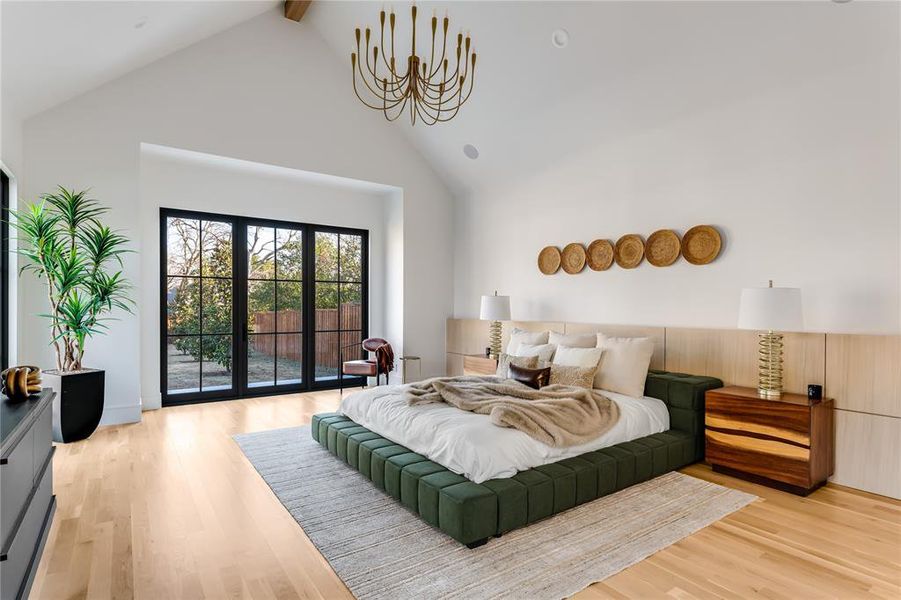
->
{"left": 352, "top": 76, "right": 397, "bottom": 111}
{"left": 428, "top": 21, "right": 449, "bottom": 79}
{"left": 353, "top": 71, "right": 407, "bottom": 111}
{"left": 414, "top": 101, "right": 440, "bottom": 126}
{"left": 355, "top": 56, "right": 406, "bottom": 103}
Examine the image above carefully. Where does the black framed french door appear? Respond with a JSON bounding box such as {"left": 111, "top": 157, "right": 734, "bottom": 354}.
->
{"left": 160, "top": 208, "right": 368, "bottom": 406}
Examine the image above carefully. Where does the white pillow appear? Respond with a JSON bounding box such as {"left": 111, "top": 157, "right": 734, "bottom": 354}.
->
{"left": 505, "top": 328, "right": 550, "bottom": 354}
{"left": 552, "top": 345, "right": 603, "bottom": 368}
{"left": 514, "top": 343, "right": 557, "bottom": 364}
{"left": 594, "top": 334, "right": 655, "bottom": 397}
{"left": 548, "top": 331, "right": 598, "bottom": 348}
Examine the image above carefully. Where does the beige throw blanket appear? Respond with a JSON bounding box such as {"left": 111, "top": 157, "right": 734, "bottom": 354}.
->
{"left": 404, "top": 376, "right": 620, "bottom": 448}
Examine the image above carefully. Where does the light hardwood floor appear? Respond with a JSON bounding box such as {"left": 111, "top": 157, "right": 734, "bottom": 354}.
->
{"left": 30, "top": 390, "right": 901, "bottom": 599}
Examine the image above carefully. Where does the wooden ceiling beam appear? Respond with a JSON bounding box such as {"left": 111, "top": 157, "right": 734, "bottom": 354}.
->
{"left": 284, "top": 0, "right": 312, "bottom": 22}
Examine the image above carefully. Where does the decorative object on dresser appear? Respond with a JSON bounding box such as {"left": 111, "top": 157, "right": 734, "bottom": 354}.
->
{"left": 705, "top": 386, "right": 834, "bottom": 495}
{"left": 537, "top": 246, "right": 561, "bottom": 274}
{"left": 463, "top": 354, "right": 501, "bottom": 376}
{"left": 681, "top": 224, "right": 722, "bottom": 265}
{"left": 645, "top": 229, "right": 682, "bottom": 267}
{"left": 10, "top": 187, "right": 133, "bottom": 442}
{"left": 1, "top": 389, "right": 56, "bottom": 600}
{"left": 0, "top": 367, "right": 41, "bottom": 401}
{"left": 614, "top": 234, "right": 645, "bottom": 269}
{"left": 479, "top": 291, "right": 510, "bottom": 360}
{"left": 737, "top": 280, "right": 803, "bottom": 398}
{"left": 560, "top": 243, "right": 587, "bottom": 274}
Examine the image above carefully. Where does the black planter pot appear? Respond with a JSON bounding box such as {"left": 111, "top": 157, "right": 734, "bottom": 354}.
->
{"left": 44, "top": 369, "right": 105, "bottom": 443}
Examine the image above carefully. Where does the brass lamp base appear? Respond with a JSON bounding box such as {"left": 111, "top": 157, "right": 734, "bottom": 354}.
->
{"left": 488, "top": 320, "right": 503, "bottom": 360}
{"left": 757, "top": 330, "right": 784, "bottom": 398}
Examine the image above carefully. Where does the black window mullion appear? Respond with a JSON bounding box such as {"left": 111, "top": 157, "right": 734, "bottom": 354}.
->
{"left": 303, "top": 224, "right": 316, "bottom": 386}
{"left": 1, "top": 171, "right": 10, "bottom": 371}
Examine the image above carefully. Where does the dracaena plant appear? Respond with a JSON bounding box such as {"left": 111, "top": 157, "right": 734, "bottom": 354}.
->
{"left": 10, "top": 187, "right": 133, "bottom": 372}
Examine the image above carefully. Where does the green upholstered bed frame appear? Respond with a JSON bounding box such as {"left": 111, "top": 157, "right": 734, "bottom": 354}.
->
{"left": 311, "top": 370, "right": 722, "bottom": 547}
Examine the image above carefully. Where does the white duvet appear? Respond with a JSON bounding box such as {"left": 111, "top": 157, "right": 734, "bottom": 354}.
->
{"left": 338, "top": 383, "right": 669, "bottom": 483}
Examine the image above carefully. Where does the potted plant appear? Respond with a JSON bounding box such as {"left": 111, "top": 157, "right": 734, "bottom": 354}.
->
{"left": 11, "top": 187, "right": 132, "bottom": 442}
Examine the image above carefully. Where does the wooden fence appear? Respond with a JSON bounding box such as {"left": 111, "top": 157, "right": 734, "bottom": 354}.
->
{"left": 251, "top": 305, "right": 363, "bottom": 368}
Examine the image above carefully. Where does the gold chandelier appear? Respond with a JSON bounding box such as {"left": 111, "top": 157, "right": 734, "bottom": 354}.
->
{"left": 351, "top": 5, "right": 477, "bottom": 125}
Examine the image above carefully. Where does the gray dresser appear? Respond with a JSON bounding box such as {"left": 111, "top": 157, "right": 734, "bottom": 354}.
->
{"left": 1, "top": 390, "right": 56, "bottom": 600}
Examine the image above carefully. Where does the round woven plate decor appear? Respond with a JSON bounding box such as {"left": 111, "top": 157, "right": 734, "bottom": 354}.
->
{"left": 537, "top": 246, "right": 562, "bottom": 275}
{"left": 614, "top": 234, "right": 645, "bottom": 269}
{"left": 586, "top": 239, "right": 614, "bottom": 271}
{"left": 561, "top": 243, "right": 587, "bottom": 274}
{"left": 682, "top": 225, "right": 722, "bottom": 265}
{"left": 645, "top": 229, "right": 681, "bottom": 267}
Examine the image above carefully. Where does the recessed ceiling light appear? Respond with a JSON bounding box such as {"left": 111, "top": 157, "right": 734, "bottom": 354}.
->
{"left": 134, "top": 17, "right": 148, "bottom": 29}
{"left": 463, "top": 144, "right": 479, "bottom": 160}
{"left": 551, "top": 29, "right": 569, "bottom": 49}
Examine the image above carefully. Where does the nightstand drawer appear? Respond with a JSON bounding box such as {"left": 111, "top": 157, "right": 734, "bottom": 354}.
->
{"left": 706, "top": 429, "right": 812, "bottom": 488}
{"left": 706, "top": 393, "right": 811, "bottom": 447}
{"left": 463, "top": 355, "right": 497, "bottom": 376}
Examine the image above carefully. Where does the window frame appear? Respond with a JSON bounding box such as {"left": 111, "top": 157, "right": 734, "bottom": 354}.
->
{"left": 159, "top": 208, "right": 369, "bottom": 406}
{"left": 1, "top": 171, "right": 9, "bottom": 372}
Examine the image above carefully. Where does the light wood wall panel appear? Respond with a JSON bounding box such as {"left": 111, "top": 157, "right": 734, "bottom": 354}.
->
{"left": 563, "top": 323, "right": 665, "bottom": 370}
{"left": 664, "top": 328, "right": 825, "bottom": 395}
{"left": 446, "top": 319, "right": 489, "bottom": 355}
{"left": 831, "top": 410, "right": 901, "bottom": 499}
{"left": 445, "top": 353, "right": 463, "bottom": 377}
{"left": 826, "top": 334, "right": 901, "bottom": 418}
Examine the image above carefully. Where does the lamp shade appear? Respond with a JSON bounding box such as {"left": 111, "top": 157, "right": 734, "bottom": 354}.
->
{"left": 738, "top": 286, "right": 803, "bottom": 332}
{"left": 479, "top": 294, "right": 511, "bottom": 321}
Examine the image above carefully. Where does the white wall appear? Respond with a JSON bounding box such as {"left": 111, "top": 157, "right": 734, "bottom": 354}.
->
{"left": 139, "top": 143, "right": 401, "bottom": 410}
{"left": 19, "top": 9, "right": 453, "bottom": 424}
{"left": 453, "top": 2, "right": 900, "bottom": 335}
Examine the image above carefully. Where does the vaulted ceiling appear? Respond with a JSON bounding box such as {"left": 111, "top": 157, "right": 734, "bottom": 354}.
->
{"left": 2, "top": 1, "right": 891, "bottom": 197}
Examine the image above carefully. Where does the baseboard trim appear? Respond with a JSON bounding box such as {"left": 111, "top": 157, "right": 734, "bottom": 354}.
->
{"left": 99, "top": 403, "right": 142, "bottom": 426}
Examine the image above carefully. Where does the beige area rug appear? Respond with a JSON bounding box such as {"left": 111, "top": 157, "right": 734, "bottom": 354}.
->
{"left": 235, "top": 426, "right": 756, "bottom": 600}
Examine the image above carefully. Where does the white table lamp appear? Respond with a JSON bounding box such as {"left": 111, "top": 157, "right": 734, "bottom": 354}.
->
{"left": 738, "top": 280, "right": 803, "bottom": 398}
{"left": 480, "top": 292, "right": 511, "bottom": 360}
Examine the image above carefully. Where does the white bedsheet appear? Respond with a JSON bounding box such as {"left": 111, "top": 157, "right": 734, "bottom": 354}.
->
{"left": 338, "top": 383, "right": 669, "bottom": 483}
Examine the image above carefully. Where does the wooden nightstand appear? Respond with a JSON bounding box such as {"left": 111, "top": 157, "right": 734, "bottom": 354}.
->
{"left": 705, "top": 386, "right": 834, "bottom": 495}
{"left": 462, "top": 355, "right": 498, "bottom": 376}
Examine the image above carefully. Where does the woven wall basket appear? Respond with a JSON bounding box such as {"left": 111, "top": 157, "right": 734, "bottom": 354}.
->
{"left": 682, "top": 225, "right": 722, "bottom": 265}
{"left": 586, "top": 239, "right": 614, "bottom": 271}
{"left": 614, "top": 234, "right": 645, "bottom": 269}
{"left": 538, "top": 246, "right": 562, "bottom": 274}
{"left": 561, "top": 243, "right": 587, "bottom": 274}
{"left": 645, "top": 229, "right": 681, "bottom": 267}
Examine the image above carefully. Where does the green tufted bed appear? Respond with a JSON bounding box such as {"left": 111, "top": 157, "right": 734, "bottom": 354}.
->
{"left": 311, "top": 370, "right": 722, "bottom": 547}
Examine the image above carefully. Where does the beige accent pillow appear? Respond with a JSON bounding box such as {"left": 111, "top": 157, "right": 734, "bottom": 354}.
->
{"left": 504, "top": 328, "right": 550, "bottom": 355}
{"left": 514, "top": 343, "right": 557, "bottom": 364}
{"left": 548, "top": 331, "right": 597, "bottom": 349}
{"left": 495, "top": 354, "right": 539, "bottom": 378}
{"left": 594, "top": 334, "right": 655, "bottom": 397}
{"left": 549, "top": 364, "right": 598, "bottom": 389}
{"left": 552, "top": 345, "right": 604, "bottom": 368}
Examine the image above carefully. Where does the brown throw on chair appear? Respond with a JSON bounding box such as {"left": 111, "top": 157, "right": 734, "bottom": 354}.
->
{"left": 341, "top": 338, "right": 395, "bottom": 393}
